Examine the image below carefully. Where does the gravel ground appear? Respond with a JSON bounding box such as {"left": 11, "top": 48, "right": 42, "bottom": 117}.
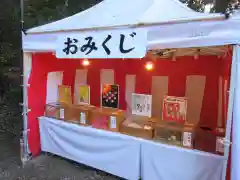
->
{"left": 0, "top": 132, "right": 123, "bottom": 180}
{"left": 14, "top": 154, "right": 124, "bottom": 180}
{"left": 0, "top": 131, "right": 124, "bottom": 180}
{"left": 0, "top": 132, "right": 21, "bottom": 180}
{"left": 0, "top": 102, "right": 124, "bottom": 180}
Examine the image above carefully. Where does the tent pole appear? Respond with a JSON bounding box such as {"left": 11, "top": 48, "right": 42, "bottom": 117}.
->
{"left": 20, "top": 0, "right": 24, "bottom": 31}
{"left": 20, "top": 0, "right": 32, "bottom": 164}
{"left": 230, "top": 44, "right": 240, "bottom": 180}
{"left": 21, "top": 52, "right": 32, "bottom": 165}
{"left": 221, "top": 45, "right": 238, "bottom": 180}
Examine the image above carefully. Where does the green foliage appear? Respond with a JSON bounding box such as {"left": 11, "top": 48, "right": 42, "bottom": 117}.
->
{"left": 186, "top": 0, "right": 205, "bottom": 12}
{"left": 3, "top": 87, "right": 22, "bottom": 107}
{"left": 215, "top": 0, "right": 230, "bottom": 13}
{"left": 24, "top": 0, "right": 103, "bottom": 29}
{"left": 0, "top": 0, "right": 20, "bottom": 67}
{"left": 0, "top": 43, "right": 17, "bottom": 67}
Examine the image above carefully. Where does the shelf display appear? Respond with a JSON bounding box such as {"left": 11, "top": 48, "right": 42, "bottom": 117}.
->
{"left": 90, "top": 107, "right": 125, "bottom": 132}
{"left": 78, "top": 85, "right": 90, "bottom": 105}
{"left": 120, "top": 115, "right": 156, "bottom": 140}
{"left": 45, "top": 76, "right": 224, "bottom": 156}
{"left": 101, "top": 84, "right": 119, "bottom": 108}
{"left": 58, "top": 85, "right": 72, "bottom": 105}
{"left": 154, "top": 121, "right": 195, "bottom": 148}
{"left": 45, "top": 102, "right": 69, "bottom": 120}
{"left": 132, "top": 93, "right": 152, "bottom": 117}
{"left": 65, "top": 104, "right": 96, "bottom": 125}
{"left": 162, "top": 95, "right": 187, "bottom": 124}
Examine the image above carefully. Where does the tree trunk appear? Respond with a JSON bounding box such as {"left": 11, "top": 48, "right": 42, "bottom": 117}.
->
{"left": 215, "top": 0, "right": 230, "bottom": 13}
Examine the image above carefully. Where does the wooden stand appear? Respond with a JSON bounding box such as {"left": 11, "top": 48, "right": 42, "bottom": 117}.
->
{"left": 195, "top": 126, "right": 225, "bottom": 155}
{"left": 154, "top": 121, "right": 195, "bottom": 149}
{"left": 45, "top": 102, "right": 69, "bottom": 120}
{"left": 120, "top": 115, "right": 156, "bottom": 140}
{"left": 65, "top": 104, "right": 96, "bottom": 125}
{"left": 90, "top": 107, "right": 125, "bottom": 132}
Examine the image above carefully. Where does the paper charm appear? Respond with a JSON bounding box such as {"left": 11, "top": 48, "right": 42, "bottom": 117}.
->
{"left": 101, "top": 84, "right": 119, "bottom": 108}
{"left": 132, "top": 93, "right": 152, "bottom": 117}
{"left": 162, "top": 95, "right": 187, "bottom": 123}
{"left": 58, "top": 85, "right": 72, "bottom": 105}
{"left": 78, "top": 85, "right": 90, "bottom": 104}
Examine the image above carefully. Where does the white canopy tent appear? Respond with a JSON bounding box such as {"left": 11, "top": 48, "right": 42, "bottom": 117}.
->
{"left": 26, "top": 0, "right": 223, "bottom": 33}
{"left": 23, "top": 0, "right": 240, "bottom": 52}
{"left": 22, "top": 0, "right": 240, "bottom": 180}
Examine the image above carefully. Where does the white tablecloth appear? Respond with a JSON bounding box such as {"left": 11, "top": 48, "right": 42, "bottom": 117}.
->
{"left": 140, "top": 140, "right": 225, "bottom": 180}
{"left": 39, "top": 117, "right": 225, "bottom": 180}
{"left": 38, "top": 117, "right": 141, "bottom": 180}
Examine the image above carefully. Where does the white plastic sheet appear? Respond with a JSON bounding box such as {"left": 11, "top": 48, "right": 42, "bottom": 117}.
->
{"left": 39, "top": 117, "right": 226, "bottom": 180}
{"left": 38, "top": 117, "right": 141, "bottom": 180}
{"left": 140, "top": 140, "right": 225, "bottom": 180}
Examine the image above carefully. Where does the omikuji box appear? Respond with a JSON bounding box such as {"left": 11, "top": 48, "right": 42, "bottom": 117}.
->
{"left": 195, "top": 126, "right": 225, "bottom": 155}
{"left": 90, "top": 107, "right": 125, "bottom": 132}
{"left": 154, "top": 121, "right": 195, "bottom": 148}
{"left": 45, "top": 102, "right": 69, "bottom": 120}
{"left": 154, "top": 122, "right": 183, "bottom": 147}
{"left": 120, "top": 115, "right": 156, "bottom": 140}
{"left": 65, "top": 104, "right": 96, "bottom": 125}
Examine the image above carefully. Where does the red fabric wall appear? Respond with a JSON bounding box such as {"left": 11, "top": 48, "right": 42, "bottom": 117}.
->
{"left": 28, "top": 53, "right": 231, "bottom": 174}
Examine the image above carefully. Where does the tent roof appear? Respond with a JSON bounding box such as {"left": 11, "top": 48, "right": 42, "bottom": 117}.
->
{"left": 22, "top": 13, "right": 240, "bottom": 52}
{"left": 27, "top": 0, "right": 224, "bottom": 34}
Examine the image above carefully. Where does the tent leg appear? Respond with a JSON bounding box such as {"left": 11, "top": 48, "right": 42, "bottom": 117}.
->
{"left": 230, "top": 45, "right": 240, "bottom": 180}
{"left": 20, "top": 84, "right": 32, "bottom": 165}
{"left": 20, "top": 136, "right": 32, "bottom": 166}
{"left": 221, "top": 45, "right": 238, "bottom": 180}
{"left": 20, "top": 52, "right": 33, "bottom": 165}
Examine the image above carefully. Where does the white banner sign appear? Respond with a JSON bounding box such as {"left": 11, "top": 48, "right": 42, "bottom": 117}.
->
{"left": 56, "top": 28, "right": 147, "bottom": 59}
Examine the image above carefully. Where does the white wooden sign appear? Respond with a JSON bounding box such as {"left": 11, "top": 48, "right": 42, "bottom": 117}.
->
{"left": 56, "top": 28, "right": 147, "bottom": 59}
{"left": 183, "top": 132, "right": 192, "bottom": 147}
{"left": 132, "top": 93, "right": 152, "bottom": 117}
{"left": 80, "top": 112, "right": 86, "bottom": 124}
{"left": 110, "top": 116, "right": 117, "bottom": 129}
